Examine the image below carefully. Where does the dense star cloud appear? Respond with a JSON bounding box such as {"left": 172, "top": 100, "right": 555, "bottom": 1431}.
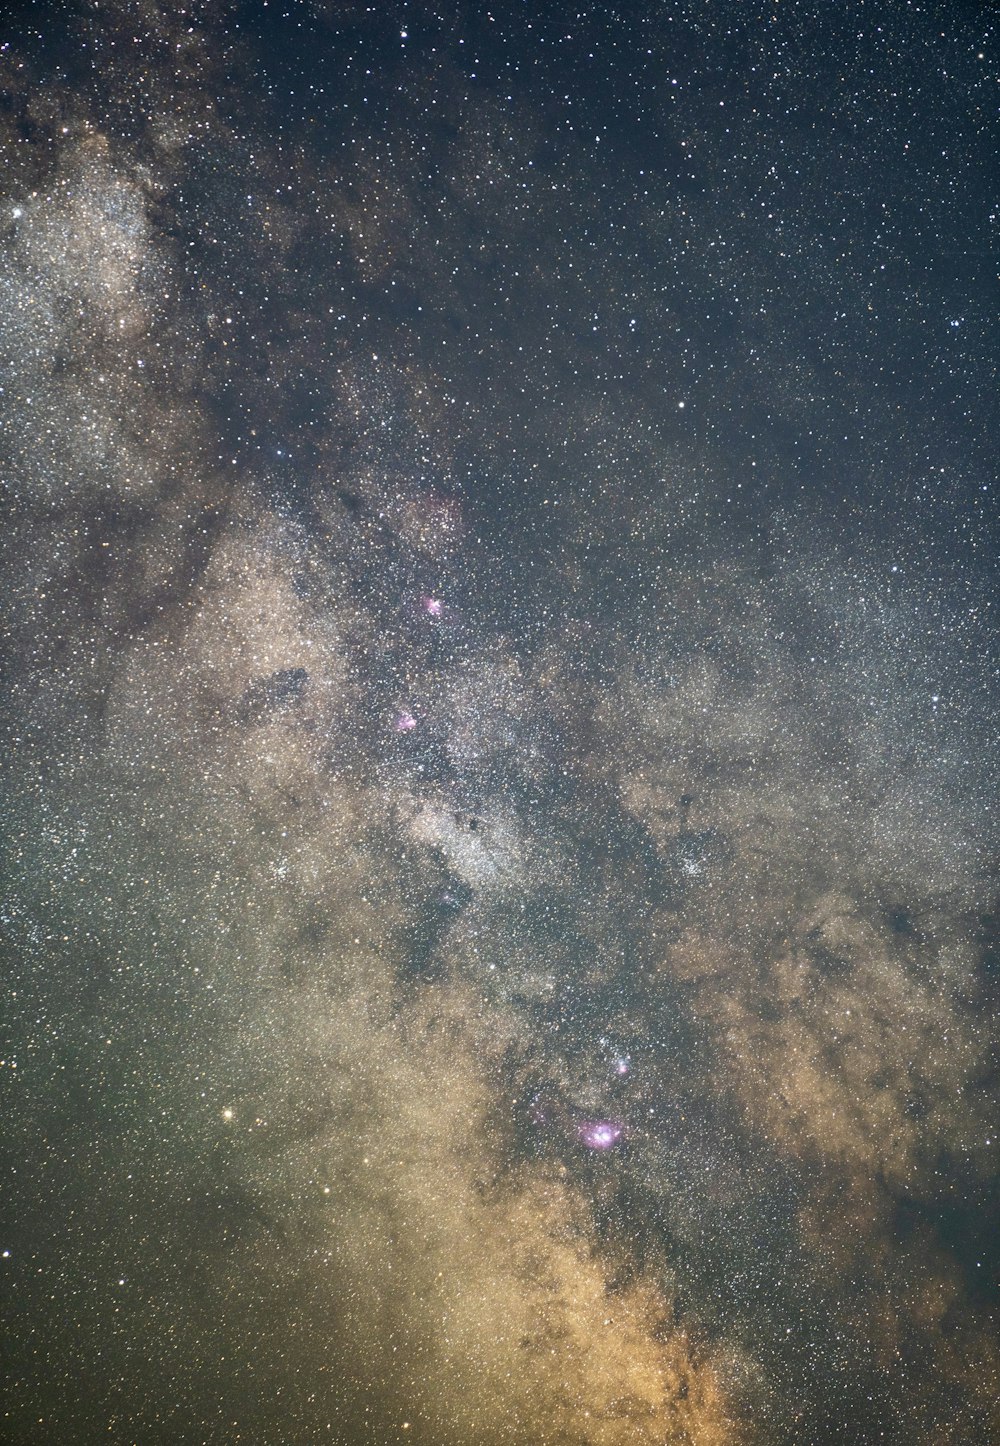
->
{"left": 1, "top": 2, "right": 998, "bottom": 1443}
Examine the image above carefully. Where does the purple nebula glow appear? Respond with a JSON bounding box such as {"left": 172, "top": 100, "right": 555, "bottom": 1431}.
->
{"left": 577, "top": 1119, "right": 623, "bottom": 1150}
{"left": 421, "top": 595, "right": 443, "bottom": 617}
{"left": 394, "top": 711, "right": 417, "bottom": 732}
{"left": 613, "top": 1057, "right": 631, "bottom": 1077}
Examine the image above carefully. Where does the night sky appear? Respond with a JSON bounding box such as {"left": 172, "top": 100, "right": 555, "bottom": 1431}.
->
{"left": 1, "top": 2, "right": 998, "bottom": 1443}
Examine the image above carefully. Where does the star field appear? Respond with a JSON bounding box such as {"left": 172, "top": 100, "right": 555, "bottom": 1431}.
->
{"left": 1, "top": 2, "right": 998, "bottom": 1443}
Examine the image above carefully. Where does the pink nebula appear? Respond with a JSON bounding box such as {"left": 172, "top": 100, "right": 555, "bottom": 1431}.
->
{"left": 577, "top": 1119, "right": 623, "bottom": 1150}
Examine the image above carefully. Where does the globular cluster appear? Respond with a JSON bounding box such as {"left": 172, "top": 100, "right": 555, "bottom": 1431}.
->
{"left": 1, "top": 2, "right": 998, "bottom": 1444}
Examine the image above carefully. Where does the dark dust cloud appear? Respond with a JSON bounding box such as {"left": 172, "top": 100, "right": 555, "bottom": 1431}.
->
{"left": 1, "top": 2, "right": 998, "bottom": 1442}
